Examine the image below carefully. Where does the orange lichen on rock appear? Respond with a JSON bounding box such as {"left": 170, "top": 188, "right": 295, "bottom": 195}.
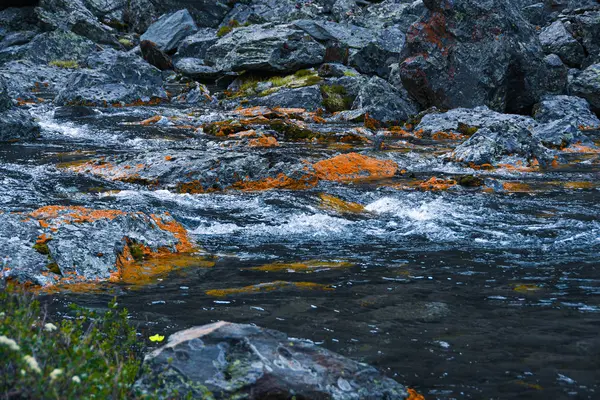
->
{"left": 318, "top": 193, "right": 365, "bottom": 213}
{"left": 66, "top": 160, "right": 146, "bottom": 182}
{"left": 418, "top": 177, "right": 457, "bottom": 191}
{"left": 206, "top": 281, "right": 333, "bottom": 297}
{"left": 137, "top": 115, "right": 162, "bottom": 126}
{"left": 563, "top": 181, "right": 595, "bottom": 190}
{"left": 233, "top": 106, "right": 274, "bottom": 118}
{"left": 248, "top": 136, "right": 279, "bottom": 148}
{"left": 406, "top": 388, "right": 426, "bottom": 400}
{"left": 562, "top": 143, "right": 600, "bottom": 153}
{"left": 249, "top": 260, "right": 354, "bottom": 273}
{"left": 501, "top": 182, "right": 533, "bottom": 193}
{"left": 151, "top": 213, "right": 198, "bottom": 253}
{"left": 313, "top": 153, "right": 397, "bottom": 182}
{"left": 230, "top": 172, "right": 318, "bottom": 191}
{"left": 29, "top": 206, "right": 126, "bottom": 225}
{"left": 115, "top": 253, "right": 214, "bottom": 285}
{"left": 431, "top": 131, "right": 465, "bottom": 140}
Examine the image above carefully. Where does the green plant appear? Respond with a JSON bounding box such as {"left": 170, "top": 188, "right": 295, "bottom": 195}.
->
{"left": 343, "top": 70, "right": 358, "bottom": 77}
{"left": 118, "top": 38, "right": 134, "bottom": 48}
{"left": 0, "top": 287, "right": 143, "bottom": 399}
{"left": 48, "top": 60, "right": 80, "bottom": 69}
{"left": 320, "top": 84, "right": 353, "bottom": 113}
{"left": 217, "top": 25, "right": 233, "bottom": 37}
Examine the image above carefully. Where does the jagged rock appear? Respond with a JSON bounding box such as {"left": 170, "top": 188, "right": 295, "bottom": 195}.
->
{"left": 348, "top": 0, "right": 426, "bottom": 31}
{"left": 350, "top": 76, "right": 418, "bottom": 124}
{"left": 221, "top": 0, "right": 328, "bottom": 26}
{"left": 0, "top": 76, "right": 41, "bottom": 142}
{"left": 0, "top": 31, "right": 37, "bottom": 52}
{"left": 416, "top": 106, "right": 537, "bottom": 136}
{"left": 348, "top": 26, "right": 405, "bottom": 78}
{"left": 540, "top": 54, "right": 568, "bottom": 94}
{"left": 140, "top": 9, "right": 198, "bottom": 53}
{"left": 250, "top": 85, "right": 323, "bottom": 110}
{"left": 532, "top": 119, "right": 594, "bottom": 149}
{"left": 292, "top": 19, "right": 375, "bottom": 49}
{"left": 318, "top": 63, "right": 360, "bottom": 78}
{"left": 533, "top": 95, "right": 600, "bottom": 127}
{"left": 562, "top": 9, "right": 600, "bottom": 67}
{"left": 0, "top": 30, "right": 96, "bottom": 66}
{"left": 174, "top": 28, "right": 218, "bottom": 60}
{"left": 400, "top": 0, "right": 549, "bottom": 113}
{"left": 134, "top": 321, "right": 410, "bottom": 400}
{"left": 35, "top": 0, "right": 118, "bottom": 45}
{"left": 204, "top": 23, "right": 325, "bottom": 73}
{"left": 570, "top": 63, "right": 600, "bottom": 112}
{"left": 0, "top": 6, "right": 39, "bottom": 32}
{"left": 55, "top": 49, "right": 167, "bottom": 106}
{"left": 0, "top": 76, "right": 11, "bottom": 111}
{"left": 82, "top": 0, "right": 128, "bottom": 22}
{"left": 140, "top": 40, "right": 174, "bottom": 71}
{"left": 0, "top": 206, "right": 197, "bottom": 287}
{"left": 0, "top": 60, "right": 73, "bottom": 101}
{"left": 172, "top": 82, "right": 215, "bottom": 104}
{"left": 539, "top": 20, "right": 585, "bottom": 67}
{"left": 174, "top": 58, "right": 219, "bottom": 79}
{"left": 451, "top": 121, "right": 555, "bottom": 166}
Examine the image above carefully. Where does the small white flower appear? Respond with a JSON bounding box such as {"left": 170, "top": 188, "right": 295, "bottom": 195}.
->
{"left": 44, "top": 323, "right": 58, "bottom": 332}
{"left": 50, "top": 368, "right": 63, "bottom": 381}
{"left": 0, "top": 335, "right": 20, "bottom": 351}
{"left": 0, "top": 311, "right": 5, "bottom": 318}
{"left": 23, "top": 355, "right": 42, "bottom": 374}
{"left": 72, "top": 376, "right": 81, "bottom": 384}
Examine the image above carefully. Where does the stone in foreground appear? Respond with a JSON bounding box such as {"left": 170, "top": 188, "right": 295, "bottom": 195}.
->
{"left": 135, "top": 321, "right": 410, "bottom": 400}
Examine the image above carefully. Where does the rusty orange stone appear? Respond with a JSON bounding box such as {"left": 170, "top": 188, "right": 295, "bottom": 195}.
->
{"left": 313, "top": 153, "right": 397, "bottom": 182}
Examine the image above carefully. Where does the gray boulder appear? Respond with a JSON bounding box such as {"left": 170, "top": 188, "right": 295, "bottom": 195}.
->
{"left": 134, "top": 321, "right": 410, "bottom": 400}
{"left": 175, "top": 28, "right": 218, "bottom": 60}
{"left": 0, "top": 76, "right": 11, "bottom": 111}
{"left": 533, "top": 95, "right": 600, "bottom": 127}
{"left": 532, "top": 118, "right": 595, "bottom": 149}
{"left": 250, "top": 85, "right": 323, "bottom": 111}
{"left": 204, "top": 23, "right": 325, "bottom": 73}
{"left": 539, "top": 20, "right": 585, "bottom": 67}
{"left": 0, "top": 76, "right": 41, "bottom": 142}
{"left": 350, "top": 76, "right": 418, "bottom": 123}
{"left": 349, "top": 26, "right": 406, "bottom": 78}
{"left": 35, "top": 0, "right": 118, "bottom": 45}
{"left": 140, "top": 9, "right": 198, "bottom": 53}
{"left": 400, "top": 0, "right": 549, "bottom": 114}
{"left": 292, "top": 19, "right": 375, "bottom": 49}
{"left": 540, "top": 54, "right": 568, "bottom": 94}
{"left": 452, "top": 121, "right": 555, "bottom": 166}
{"left": 569, "top": 63, "right": 600, "bottom": 112}
{"left": 174, "top": 58, "right": 219, "bottom": 79}
{"left": 55, "top": 49, "right": 167, "bottom": 106}
{"left": 221, "top": 0, "right": 328, "bottom": 26}
{"left": 562, "top": 9, "right": 600, "bottom": 67}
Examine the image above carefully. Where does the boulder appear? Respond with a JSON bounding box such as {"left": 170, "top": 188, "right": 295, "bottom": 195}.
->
{"left": 532, "top": 119, "right": 595, "bottom": 149}
{"left": 82, "top": 0, "right": 128, "bottom": 22}
{"left": 0, "top": 60, "right": 73, "bottom": 101}
{"left": 562, "top": 9, "right": 600, "bottom": 67}
{"left": 220, "top": 0, "right": 328, "bottom": 26}
{"left": 0, "top": 108, "right": 41, "bottom": 142}
{"left": 348, "top": 26, "right": 405, "bottom": 78}
{"left": 140, "top": 40, "right": 174, "bottom": 71}
{"left": 292, "top": 19, "right": 375, "bottom": 49}
{"left": 533, "top": 95, "right": 600, "bottom": 127}
{"left": 55, "top": 49, "right": 167, "bottom": 106}
{"left": 0, "top": 206, "right": 198, "bottom": 287}
{"left": 134, "top": 321, "right": 410, "bottom": 400}
{"left": 204, "top": 23, "right": 325, "bottom": 73}
{"left": 451, "top": 121, "right": 555, "bottom": 166}
{"left": 140, "top": 9, "right": 198, "bottom": 53}
{"left": 250, "top": 85, "right": 323, "bottom": 111}
{"left": 35, "top": 0, "right": 118, "bottom": 45}
{"left": 399, "top": 0, "right": 549, "bottom": 114}
{"left": 540, "top": 53, "right": 568, "bottom": 94}
{"left": 174, "top": 28, "right": 218, "bottom": 60}
{"left": 174, "top": 58, "right": 219, "bottom": 79}
{"left": 348, "top": 0, "right": 426, "bottom": 31}
{"left": 350, "top": 76, "right": 418, "bottom": 124}
{"left": 539, "top": 20, "right": 585, "bottom": 67}
{"left": 569, "top": 63, "right": 600, "bottom": 112}
{"left": 0, "top": 76, "right": 11, "bottom": 111}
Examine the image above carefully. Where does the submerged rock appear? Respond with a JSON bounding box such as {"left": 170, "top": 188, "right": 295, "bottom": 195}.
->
{"left": 0, "top": 206, "right": 198, "bottom": 288}
{"left": 134, "top": 321, "right": 410, "bottom": 399}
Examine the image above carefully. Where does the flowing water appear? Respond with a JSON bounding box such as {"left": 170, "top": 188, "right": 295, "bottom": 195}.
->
{"left": 4, "top": 103, "right": 599, "bottom": 399}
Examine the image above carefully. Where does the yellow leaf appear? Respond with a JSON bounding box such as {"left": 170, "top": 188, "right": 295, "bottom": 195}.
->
{"left": 149, "top": 334, "right": 165, "bottom": 342}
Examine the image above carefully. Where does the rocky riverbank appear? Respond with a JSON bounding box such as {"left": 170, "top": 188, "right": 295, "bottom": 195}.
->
{"left": 0, "top": 0, "right": 599, "bottom": 398}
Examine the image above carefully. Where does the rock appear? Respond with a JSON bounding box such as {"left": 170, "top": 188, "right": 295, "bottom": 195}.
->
{"left": 350, "top": 76, "right": 418, "bottom": 124}
{"left": 416, "top": 106, "right": 536, "bottom": 136}
{"left": 82, "top": 0, "right": 128, "bottom": 22}
{"left": 55, "top": 49, "right": 167, "bottom": 106}
{"left": 292, "top": 19, "right": 375, "bottom": 49}
{"left": 0, "top": 60, "right": 73, "bottom": 101}
{"left": 0, "top": 108, "right": 41, "bottom": 142}
{"left": 0, "top": 6, "right": 39, "bottom": 32}
{"left": 533, "top": 95, "right": 600, "bottom": 127}
{"left": 0, "top": 76, "right": 41, "bottom": 142}
{"left": 540, "top": 53, "right": 568, "bottom": 94}
{"left": 570, "top": 63, "right": 600, "bottom": 113}
{"left": 532, "top": 119, "right": 594, "bottom": 149}
{"left": 204, "top": 23, "right": 325, "bottom": 73}
{"left": 140, "top": 9, "right": 198, "bottom": 53}
{"left": 562, "top": 9, "right": 600, "bottom": 67}
{"left": 0, "top": 206, "right": 198, "bottom": 287}
{"left": 174, "top": 58, "right": 219, "bottom": 79}
{"left": 0, "top": 30, "right": 96, "bottom": 66}
{"left": 126, "top": 0, "right": 155, "bottom": 33}
{"left": 522, "top": 3, "right": 548, "bottom": 26}
{"left": 174, "top": 28, "right": 218, "bottom": 60}
{"left": 250, "top": 85, "right": 323, "bottom": 111}
{"left": 140, "top": 40, "right": 174, "bottom": 71}
{"left": 348, "top": 0, "right": 426, "bottom": 31}
{"left": 0, "top": 31, "right": 37, "bottom": 52}
{"left": 53, "top": 105, "right": 99, "bottom": 119}
{"left": 172, "top": 82, "right": 215, "bottom": 105}
{"left": 349, "top": 26, "right": 405, "bottom": 78}
{"left": 539, "top": 20, "right": 585, "bottom": 67}
{"left": 313, "top": 153, "right": 398, "bottom": 182}
{"left": 35, "top": 0, "right": 118, "bottom": 45}
{"left": 318, "top": 63, "right": 359, "bottom": 78}
{"left": 221, "top": 0, "right": 327, "bottom": 26}
{"left": 400, "top": 0, "right": 549, "bottom": 113}
{"left": 134, "top": 321, "right": 410, "bottom": 400}
{"left": 451, "top": 121, "right": 555, "bottom": 166}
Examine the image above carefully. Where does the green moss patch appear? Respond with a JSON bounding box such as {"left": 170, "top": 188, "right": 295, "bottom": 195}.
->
{"left": 320, "top": 84, "right": 353, "bottom": 113}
